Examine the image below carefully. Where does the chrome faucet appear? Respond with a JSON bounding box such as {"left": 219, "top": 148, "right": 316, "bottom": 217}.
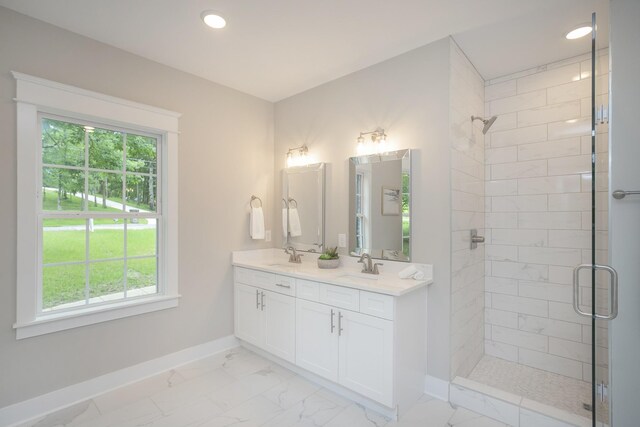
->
{"left": 358, "top": 253, "right": 383, "bottom": 274}
{"left": 285, "top": 246, "right": 303, "bottom": 263}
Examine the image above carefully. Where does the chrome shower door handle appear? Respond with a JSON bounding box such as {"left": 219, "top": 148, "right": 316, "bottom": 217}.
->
{"left": 597, "top": 265, "right": 619, "bottom": 320}
{"left": 572, "top": 264, "right": 619, "bottom": 320}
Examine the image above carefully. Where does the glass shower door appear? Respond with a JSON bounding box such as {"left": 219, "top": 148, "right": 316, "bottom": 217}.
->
{"left": 573, "top": 11, "right": 615, "bottom": 427}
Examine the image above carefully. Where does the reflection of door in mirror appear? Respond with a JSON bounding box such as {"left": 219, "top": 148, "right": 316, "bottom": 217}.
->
{"left": 282, "top": 163, "right": 325, "bottom": 253}
{"left": 349, "top": 150, "right": 410, "bottom": 261}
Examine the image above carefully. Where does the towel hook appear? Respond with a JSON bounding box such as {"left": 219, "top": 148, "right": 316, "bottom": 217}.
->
{"left": 288, "top": 197, "right": 298, "bottom": 208}
{"left": 250, "top": 195, "right": 262, "bottom": 208}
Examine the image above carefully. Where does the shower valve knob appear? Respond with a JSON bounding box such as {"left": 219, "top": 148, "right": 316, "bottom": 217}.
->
{"left": 470, "top": 229, "right": 485, "bottom": 249}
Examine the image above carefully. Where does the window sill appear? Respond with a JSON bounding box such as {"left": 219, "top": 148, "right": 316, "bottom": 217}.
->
{"left": 14, "top": 294, "right": 180, "bottom": 339}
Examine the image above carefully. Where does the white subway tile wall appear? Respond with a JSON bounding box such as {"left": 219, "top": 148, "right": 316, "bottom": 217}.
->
{"left": 450, "top": 40, "right": 486, "bottom": 379}
{"left": 483, "top": 50, "right": 609, "bottom": 382}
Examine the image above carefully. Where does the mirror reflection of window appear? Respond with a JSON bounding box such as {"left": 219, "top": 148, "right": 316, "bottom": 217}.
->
{"left": 402, "top": 172, "right": 410, "bottom": 257}
{"left": 349, "top": 150, "right": 410, "bottom": 261}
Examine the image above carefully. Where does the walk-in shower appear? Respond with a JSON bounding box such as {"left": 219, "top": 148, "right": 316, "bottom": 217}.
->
{"left": 451, "top": 10, "right": 613, "bottom": 426}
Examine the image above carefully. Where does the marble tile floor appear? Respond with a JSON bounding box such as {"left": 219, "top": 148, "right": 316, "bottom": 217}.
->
{"left": 467, "top": 356, "right": 598, "bottom": 420}
{"left": 18, "top": 346, "right": 509, "bottom": 427}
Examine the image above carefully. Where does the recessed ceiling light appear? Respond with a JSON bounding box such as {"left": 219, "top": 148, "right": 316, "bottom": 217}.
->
{"left": 201, "top": 11, "right": 226, "bottom": 29}
{"left": 565, "top": 25, "right": 592, "bottom": 40}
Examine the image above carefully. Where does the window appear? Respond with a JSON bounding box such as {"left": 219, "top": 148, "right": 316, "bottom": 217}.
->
{"left": 40, "top": 116, "right": 160, "bottom": 312}
{"left": 14, "top": 72, "right": 180, "bottom": 339}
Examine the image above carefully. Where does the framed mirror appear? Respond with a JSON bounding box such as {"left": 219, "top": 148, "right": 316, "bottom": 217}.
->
{"left": 349, "top": 149, "right": 411, "bottom": 261}
{"left": 282, "top": 163, "right": 325, "bottom": 252}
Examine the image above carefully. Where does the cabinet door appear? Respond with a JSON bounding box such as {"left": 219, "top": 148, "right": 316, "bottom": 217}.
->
{"left": 296, "top": 299, "right": 339, "bottom": 382}
{"left": 263, "top": 290, "right": 296, "bottom": 363}
{"left": 338, "top": 310, "right": 394, "bottom": 406}
{"left": 234, "top": 283, "right": 262, "bottom": 346}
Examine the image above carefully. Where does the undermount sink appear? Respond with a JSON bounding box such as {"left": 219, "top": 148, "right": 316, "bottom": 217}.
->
{"left": 337, "top": 273, "right": 379, "bottom": 282}
{"left": 264, "top": 262, "right": 300, "bottom": 270}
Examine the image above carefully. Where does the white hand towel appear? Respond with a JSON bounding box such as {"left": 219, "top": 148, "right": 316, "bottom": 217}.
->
{"left": 288, "top": 207, "right": 302, "bottom": 237}
{"left": 250, "top": 207, "right": 265, "bottom": 240}
{"left": 398, "top": 265, "right": 425, "bottom": 280}
{"left": 282, "top": 208, "right": 288, "bottom": 239}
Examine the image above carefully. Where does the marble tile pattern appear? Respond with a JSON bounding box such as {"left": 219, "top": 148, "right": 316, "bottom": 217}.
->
{"left": 449, "top": 40, "right": 486, "bottom": 379}
{"left": 467, "top": 356, "right": 592, "bottom": 419}
{"left": 483, "top": 50, "right": 610, "bottom": 382}
{"left": 15, "top": 346, "right": 506, "bottom": 427}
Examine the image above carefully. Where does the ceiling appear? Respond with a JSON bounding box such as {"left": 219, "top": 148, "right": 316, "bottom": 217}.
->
{"left": 0, "top": 0, "right": 609, "bottom": 101}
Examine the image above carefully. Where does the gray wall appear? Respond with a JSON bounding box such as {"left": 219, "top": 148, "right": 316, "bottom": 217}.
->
{"left": 609, "top": 0, "right": 640, "bottom": 424}
{"left": 0, "top": 7, "right": 274, "bottom": 408}
{"left": 274, "top": 39, "right": 453, "bottom": 381}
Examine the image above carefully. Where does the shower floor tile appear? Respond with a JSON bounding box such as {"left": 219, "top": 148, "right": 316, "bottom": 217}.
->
{"left": 467, "top": 356, "right": 599, "bottom": 420}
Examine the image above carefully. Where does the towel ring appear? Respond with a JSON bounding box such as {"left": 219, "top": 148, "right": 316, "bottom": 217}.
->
{"left": 250, "top": 195, "right": 262, "bottom": 208}
{"left": 288, "top": 198, "right": 298, "bottom": 208}
{"left": 281, "top": 198, "right": 289, "bottom": 208}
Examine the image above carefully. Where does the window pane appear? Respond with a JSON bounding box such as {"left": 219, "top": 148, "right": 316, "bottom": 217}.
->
{"left": 89, "top": 218, "right": 124, "bottom": 260}
{"left": 126, "top": 134, "right": 157, "bottom": 174}
{"left": 42, "top": 219, "right": 86, "bottom": 264}
{"left": 89, "top": 128, "right": 124, "bottom": 171}
{"left": 42, "top": 118, "right": 85, "bottom": 167}
{"left": 126, "top": 174, "right": 157, "bottom": 212}
{"left": 127, "top": 220, "right": 156, "bottom": 257}
{"left": 127, "top": 258, "right": 157, "bottom": 294}
{"left": 88, "top": 171, "right": 123, "bottom": 212}
{"left": 42, "top": 168, "right": 85, "bottom": 211}
{"left": 42, "top": 264, "right": 86, "bottom": 311}
{"left": 89, "top": 261, "right": 124, "bottom": 299}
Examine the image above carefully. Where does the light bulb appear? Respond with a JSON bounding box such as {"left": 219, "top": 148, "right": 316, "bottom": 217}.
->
{"left": 566, "top": 26, "right": 592, "bottom": 40}
{"left": 202, "top": 11, "right": 226, "bottom": 29}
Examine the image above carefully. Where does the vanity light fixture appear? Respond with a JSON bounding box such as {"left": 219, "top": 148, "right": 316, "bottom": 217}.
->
{"left": 357, "top": 128, "right": 388, "bottom": 154}
{"left": 201, "top": 11, "right": 227, "bottom": 29}
{"left": 287, "top": 145, "right": 309, "bottom": 167}
{"left": 357, "top": 128, "right": 387, "bottom": 144}
{"left": 565, "top": 24, "right": 592, "bottom": 40}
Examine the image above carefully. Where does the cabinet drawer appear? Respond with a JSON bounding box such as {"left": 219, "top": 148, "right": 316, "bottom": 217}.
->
{"left": 234, "top": 267, "right": 255, "bottom": 285}
{"left": 320, "top": 284, "right": 359, "bottom": 311}
{"left": 235, "top": 267, "right": 284, "bottom": 292}
{"left": 359, "top": 291, "right": 394, "bottom": 320}
{"left": 271, "top": 274, "right": 296, "bottom": 296}
{"left": 296, "top": 279, "right": 320, "bottom": 302}
{"left": 253, "top": 270, "right": 276, "bottom": 287}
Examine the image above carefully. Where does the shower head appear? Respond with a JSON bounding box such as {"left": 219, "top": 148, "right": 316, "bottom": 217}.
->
{"left": 471, "top": 115, "right": 498, "bottom": 134}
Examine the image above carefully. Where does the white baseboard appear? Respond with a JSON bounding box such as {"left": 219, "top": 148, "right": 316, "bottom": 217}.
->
{"left": 424, "top": 374, "right": 450, "bottom": 401}
{"left": 0, "top": 335, "right": 239, "bottom": 427}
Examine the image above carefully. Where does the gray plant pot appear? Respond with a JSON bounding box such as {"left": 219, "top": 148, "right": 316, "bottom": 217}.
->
{"left": 317, "top": 258, "right": 340, "bottom": 269}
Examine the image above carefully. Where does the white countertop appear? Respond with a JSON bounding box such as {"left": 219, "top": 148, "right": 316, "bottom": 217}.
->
{"left": 232, "top": 249, "right": 432, "bottom": 296}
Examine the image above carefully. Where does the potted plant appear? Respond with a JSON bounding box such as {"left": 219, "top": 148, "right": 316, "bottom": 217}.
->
{"left": 317, "top": 247, "right": 340, "bottom": 269}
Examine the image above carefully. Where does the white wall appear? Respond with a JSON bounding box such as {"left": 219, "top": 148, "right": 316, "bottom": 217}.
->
{"left": 482, "top": 50, "right": 609, "bottom": 382}
{"left": 449, "top": 42, "right": 486, "bottom": 379}
{"left": 609, "top": 0, "right": 640, "bottom": 424}
{"left": 274, "top": 38, "right": 453, "bottom": 381}
{"left": 0, "top": 7, "right": 274, "bottom": 408}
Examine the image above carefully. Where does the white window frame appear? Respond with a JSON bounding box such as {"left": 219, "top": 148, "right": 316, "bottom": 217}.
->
{"left": 13, "top": 72, "right": 181, "bottom": 339}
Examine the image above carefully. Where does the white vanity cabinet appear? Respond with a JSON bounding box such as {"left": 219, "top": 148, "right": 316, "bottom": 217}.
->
{"left": 296, "top": 298, "right": 394, "bottom": 406}
{"left": 233, "top": 265, "right": 427, "bottom": 416}
{"left": 234, "top": 280, "right": 296, "bottom": 363}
